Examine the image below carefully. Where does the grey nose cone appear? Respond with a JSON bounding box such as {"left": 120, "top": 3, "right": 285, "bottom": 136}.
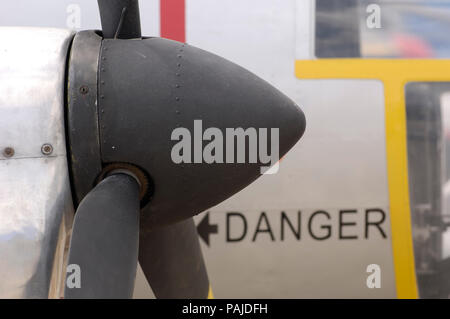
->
{"left": 97, "top": 37, "right": 306, "bottom": 228}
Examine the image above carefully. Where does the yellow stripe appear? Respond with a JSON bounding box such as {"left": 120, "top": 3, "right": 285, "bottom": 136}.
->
{"left": 295, "top": 59, "right": 450, "bottom": 299}
{"left": 208, "top": 285, "right": 214, "bottom": 299}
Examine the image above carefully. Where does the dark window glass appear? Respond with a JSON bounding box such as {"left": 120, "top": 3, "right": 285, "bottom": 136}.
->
{"left": 406, "top": 82, "right": 450, "bottom": 298}
{"left": 315, "top": 0, "right": 450, "bottom": 58}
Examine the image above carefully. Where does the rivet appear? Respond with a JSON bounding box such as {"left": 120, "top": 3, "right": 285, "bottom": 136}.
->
{"left": 79, "top": 85, "right": 89, "bottom": 95}
{"left": 3, "top": 147, "right": 14, "bottom": 158}
{"left": 41, "top": 144, "right": 53, "bottom": 156}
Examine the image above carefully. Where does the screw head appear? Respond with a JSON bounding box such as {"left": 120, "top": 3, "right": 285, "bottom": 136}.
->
{"left": 3, "top": 147, "right": 14, "bottom": 158}
{"left": 79, "top": 85, "right": 89, "bottom": 95}
{"left": 41, "top": 144, "right": 53, "bottom": 156}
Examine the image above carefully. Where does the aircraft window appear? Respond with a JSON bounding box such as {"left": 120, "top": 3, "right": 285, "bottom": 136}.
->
{"left": 405, "top": 82, "right": 450, "bottom": 298}
{"left": 316, "top": 0, "right": 450, "bottom": 58}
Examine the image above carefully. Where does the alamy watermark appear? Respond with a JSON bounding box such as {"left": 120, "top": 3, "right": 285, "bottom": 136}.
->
{"left": 366, "top": 264, "right": 381, "bottom": 288}
{"left": 171, "top": 120, "right": 280, "bottom": 175}
{"left": 66, "top": 4, "right": 81, "bottom": 30}
{"left": 66, "top": 264, "right": 81, "bottom": 289}
{"left": 366, "top": 4, "right": 381, "bottom": 29}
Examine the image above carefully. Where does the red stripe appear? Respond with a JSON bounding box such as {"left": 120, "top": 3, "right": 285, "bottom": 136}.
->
{"left": 160, "top": 0, "right": 186, "bottom": 42}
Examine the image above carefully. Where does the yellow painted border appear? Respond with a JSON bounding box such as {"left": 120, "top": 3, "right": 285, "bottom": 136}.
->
{"left": 295, "top": 59, "right": 450, "bottom": 299}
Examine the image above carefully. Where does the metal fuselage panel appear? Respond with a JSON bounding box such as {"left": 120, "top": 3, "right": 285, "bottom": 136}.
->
{"left": 0, "top": 27, "right": 74, "bottom": 298}
{"left": 188, "top": 0, "right": 397, "bottom": 298}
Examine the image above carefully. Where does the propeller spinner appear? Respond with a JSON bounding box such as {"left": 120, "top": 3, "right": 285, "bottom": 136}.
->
{"left": 65, "top": 0, "right": 306, "bottom": 299}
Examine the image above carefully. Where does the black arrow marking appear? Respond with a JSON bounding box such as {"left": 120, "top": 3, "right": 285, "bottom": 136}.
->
{"left": 197, "top": 212, "right": 218, "bottom": 247}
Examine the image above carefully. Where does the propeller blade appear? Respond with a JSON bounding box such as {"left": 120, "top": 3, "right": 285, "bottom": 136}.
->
{"left": 64, "top": 173, "right": 140, "bottom": 299}
{"left": 97, "top": 0, "right": 141, "bottom": 39}
{"left": 139, "top": 218, "right": 210, "bottom": 299}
